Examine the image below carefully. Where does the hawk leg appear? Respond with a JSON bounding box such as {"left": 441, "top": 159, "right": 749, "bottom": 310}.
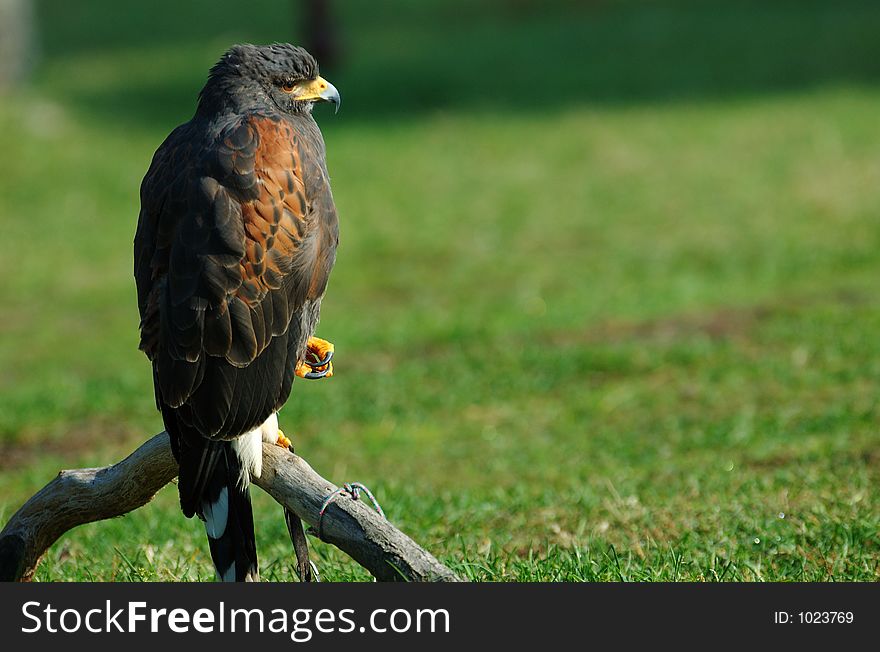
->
{"left": 295, "top": 336, "right": 335, "bottom": 380}
{"left": 274, "top": 430, "right": 319, "bottom": 582}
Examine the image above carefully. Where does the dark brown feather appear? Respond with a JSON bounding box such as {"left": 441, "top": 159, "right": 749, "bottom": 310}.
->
{"left": 135, "top": 111, "right": 338, "bottom": 449}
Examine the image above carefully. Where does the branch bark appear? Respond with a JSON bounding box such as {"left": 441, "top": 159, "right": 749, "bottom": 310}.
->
{"left": 0, "top": 432, "right": 461, "bottom": 582}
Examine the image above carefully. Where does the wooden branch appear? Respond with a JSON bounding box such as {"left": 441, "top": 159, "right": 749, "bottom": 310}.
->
{"left": 0, "top": 433, "right": 178, "bottom": 582}
{"left": 0, "top": 432, "right": 461, "bottom": 582}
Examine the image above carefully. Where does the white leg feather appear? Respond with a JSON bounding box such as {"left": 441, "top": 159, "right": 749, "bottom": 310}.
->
{"left": 231, "top": 412, "right": 279, "bottom": 481}
{"left": 259, "top": 412, "right": 280, "bottom": 445}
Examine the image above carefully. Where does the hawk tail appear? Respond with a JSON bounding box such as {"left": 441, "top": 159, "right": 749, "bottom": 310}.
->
{"left": 200, "top": 441, "right": 259, "bottom": 582}
{"left": 167, "top": 414, "right": 260, "bottom": 582}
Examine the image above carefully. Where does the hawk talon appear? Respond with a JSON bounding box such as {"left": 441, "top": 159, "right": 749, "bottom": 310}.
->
{"left": 276, "top": 431, "right": 293, "bottom": 451}
{"left": 306, "top": 348, "right": 333, "bottom": 368}
{"left": 296, "top": 336, "right": 335, "bottom": 380}
{"left": 295, "top": 359, "right": 333, "bottom": 380}
{"left": 303, "top": 363, "right": 333, "bottom": 380}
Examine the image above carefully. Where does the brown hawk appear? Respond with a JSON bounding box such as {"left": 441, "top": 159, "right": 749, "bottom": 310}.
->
{"left": 134, "top": 44, "right": 340, "bottom": 581}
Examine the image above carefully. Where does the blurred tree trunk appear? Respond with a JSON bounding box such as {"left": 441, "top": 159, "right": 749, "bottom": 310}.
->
{"left": 0, "top": 0, "right": 35, "bottom": 90}
{"left": 300, "top": 0, "right": 340, "bottom": 71}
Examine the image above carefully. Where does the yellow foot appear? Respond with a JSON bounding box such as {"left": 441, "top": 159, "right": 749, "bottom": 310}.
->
{"left": 295, "top": 336, "right": 335, "bottom": 380}
{"left": 276, "top": 429, "right": 293, "bottom": 450}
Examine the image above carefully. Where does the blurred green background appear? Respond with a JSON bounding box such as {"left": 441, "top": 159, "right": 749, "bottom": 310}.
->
{"left": 0, "top": 0, "right": 878, "bottom": 580}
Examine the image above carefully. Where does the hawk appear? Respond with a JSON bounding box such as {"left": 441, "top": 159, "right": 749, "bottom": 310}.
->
{"left": 134, "top": 44, "right": 341, "bottom": 581}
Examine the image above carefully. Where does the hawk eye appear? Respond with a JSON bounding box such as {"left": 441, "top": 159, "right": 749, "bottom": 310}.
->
{"left": 281, "top": 80, "right": 296, "bottom": 92}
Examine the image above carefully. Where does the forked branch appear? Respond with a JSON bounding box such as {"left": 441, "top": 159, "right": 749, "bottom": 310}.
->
{"left": 0, "top": 432, "right": 461, "bottom": 582}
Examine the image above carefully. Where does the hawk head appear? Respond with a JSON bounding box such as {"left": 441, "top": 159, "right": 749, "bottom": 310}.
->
{"left": 199, "top": 43, "right": 341, "bottom": 117}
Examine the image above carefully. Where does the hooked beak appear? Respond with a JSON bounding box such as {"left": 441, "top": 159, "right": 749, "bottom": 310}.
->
{"left": 289, "top": 76, "right": 341, "bottom": 114}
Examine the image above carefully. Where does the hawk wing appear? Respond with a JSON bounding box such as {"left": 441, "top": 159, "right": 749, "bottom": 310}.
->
{"left": 135, "top": 111, "right": 338, "bottom": 443}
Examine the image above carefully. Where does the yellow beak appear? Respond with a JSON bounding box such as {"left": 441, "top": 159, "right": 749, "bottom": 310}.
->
{"left": 289, "top": 76, "right": 341, "bottom": 112}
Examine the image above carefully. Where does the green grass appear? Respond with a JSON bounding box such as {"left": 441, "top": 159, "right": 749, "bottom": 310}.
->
{"left": 0, "top": 0, "right": 879, "bottom": 581}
